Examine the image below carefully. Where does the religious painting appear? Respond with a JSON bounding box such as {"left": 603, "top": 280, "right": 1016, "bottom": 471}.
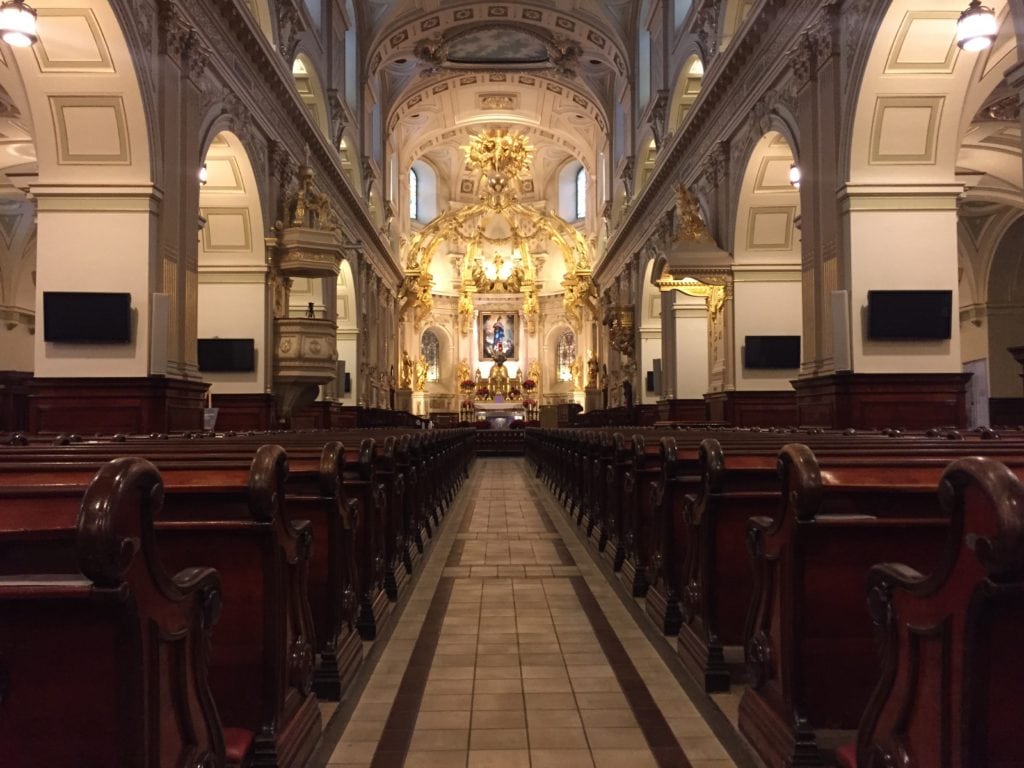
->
{"left": 481, "top": 313, "right": 516, "bottom": 359}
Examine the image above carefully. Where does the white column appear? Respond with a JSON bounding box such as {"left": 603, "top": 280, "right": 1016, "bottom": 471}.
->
{"left": 661, "top": 289, "right": 709, "bottom": 399}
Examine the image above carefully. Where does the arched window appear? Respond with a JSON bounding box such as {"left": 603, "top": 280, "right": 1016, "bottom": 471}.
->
{"left": 421, "top": 330, "right": 440, "bottom": 382}
{"left": 556, "top": 331, "right": 576, "bottom": 382}
{"left": 575, "top": 167, "right": 587, "bottom": 219}
{"left": 409, "top": 167, "right": 418, "bottom": 220}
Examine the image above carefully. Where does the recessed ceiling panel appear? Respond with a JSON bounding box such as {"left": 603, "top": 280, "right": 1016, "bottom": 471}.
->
{"left": 447, "top": 27, "right": 549, "bottom": 64}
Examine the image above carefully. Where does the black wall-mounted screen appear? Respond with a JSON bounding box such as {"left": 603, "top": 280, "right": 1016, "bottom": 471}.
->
{"left": 744, "top": 335, "right": 801, "bottom": 369}
{"left": 867, "top": 290, "right": 952, "bottom": 340}
{"left": 43, "top": 291, "right": 132, "bottom": 343}
{"left": 197, "top": 338, "right": 256, "bottom": 373}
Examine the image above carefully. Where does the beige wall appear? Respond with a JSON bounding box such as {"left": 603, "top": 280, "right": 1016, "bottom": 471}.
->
{"left": 733, "top": 277, "right": 801, "bottom": 390}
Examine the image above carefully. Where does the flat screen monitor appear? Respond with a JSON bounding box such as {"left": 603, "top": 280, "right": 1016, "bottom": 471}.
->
{"left": 867, "top": 290, "right": 952, "bottom": 340}
{"left": 197, "top": 338, "right": 256, "bottom": 373}
{"left": 744, "top": 335, "right": 801, "bottom": 369}
{"left": 43, "top": 291, "right": 132, "bottom": 343}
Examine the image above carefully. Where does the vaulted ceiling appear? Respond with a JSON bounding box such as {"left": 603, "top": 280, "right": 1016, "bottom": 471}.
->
{"left": 364, "top": 1, "right": 638, "bottom": 194}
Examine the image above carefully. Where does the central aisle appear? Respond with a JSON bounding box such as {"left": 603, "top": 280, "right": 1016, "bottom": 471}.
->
{"left": 322, "top": 458, "right": 739, "bottom": 768}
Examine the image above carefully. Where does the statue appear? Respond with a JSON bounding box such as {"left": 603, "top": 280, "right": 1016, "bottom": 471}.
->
{"left": 414, "top": 356, "right": 428, "bottom": 392}
{"left": 488, "top": 358, "right": 510, "bottom": 399}
{"left": 527, "top": 358, "right": 541, "bottom": 389}
{"left": 587, "top": 354, "right": 600, "bottom": 389}
{"left": 570, "top": 358, "right": 583, "bottom": 390}
{"left": 674, "top": 183, "right": 714, "bottom": 244}
{"left": 400, "top": 350, "right": 413, "bottom": 389}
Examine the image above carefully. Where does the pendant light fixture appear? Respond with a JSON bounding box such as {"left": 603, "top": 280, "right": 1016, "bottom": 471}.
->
{"left": 0, "top": 1, "right": 38, "bottom": 48}
{"left": 956, "top": 0, "right": 998, "bottom": 52}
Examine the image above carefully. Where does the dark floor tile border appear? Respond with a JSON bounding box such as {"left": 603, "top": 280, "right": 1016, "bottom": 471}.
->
{"left": 553, "top": 539, "right": 575, "bottom": 566}
{"left": 446, "top": 539, "right": 466, "bottom": 567}
{"left": 570, "top": 576, "right": 693, "bottom": 768}
{"left": 369, "top": 576, "right": 455, "bottom": 768}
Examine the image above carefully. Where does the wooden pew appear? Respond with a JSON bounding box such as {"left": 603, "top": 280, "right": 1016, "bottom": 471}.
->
{"left": 0, "top": 446, "right": 322, "bottom": 768}
{"left": 0, "top": 457, "right": 252, "bottom": 768}
{"left": 739, "top": 444, "right": 958, "bottom": 768}
{"left": 838, "top": 456, "right": 1024, "bottom": 768}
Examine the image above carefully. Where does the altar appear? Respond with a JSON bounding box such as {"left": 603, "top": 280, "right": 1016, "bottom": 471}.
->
{"left": 473, "top": 399, "right": 525, "bottom": 430}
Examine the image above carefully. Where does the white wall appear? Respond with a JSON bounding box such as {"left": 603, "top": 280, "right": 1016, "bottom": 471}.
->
{"left": 733, "top": 277, "right": 802, "bottom": 390}
{"left": 197, "top": 282, "right": 266, "bottom": 393}
{"left": 35, "top": 205, "right": 156, "bottom": 378}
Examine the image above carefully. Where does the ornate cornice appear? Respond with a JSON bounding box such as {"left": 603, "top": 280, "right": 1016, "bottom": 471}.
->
{"left": 182, "top": 0, "right": 402, "bottom": 287}
{"left": 596, "top": 0, "right": 820, "bottom": 287}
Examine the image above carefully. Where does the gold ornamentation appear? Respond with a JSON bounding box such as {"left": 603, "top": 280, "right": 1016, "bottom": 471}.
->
{"left": 465, "top": 128, "right": 533, "bottom": 208}
{"left": 290, "top": 165, "right": 337, "bottom": 231}
{"left": 607, "top": 306, "right": 636, "bottom": 360}
{"left": 457, "top": 289, "right": 474, "bottom": 333}
{"left": 674, "top": 183, "right": 713, "bottom": 244}
{"left": 400, "top": 350, "right": 413, "bottom": 389}
{"left": 587, "top": 354, "right": 600, "bottom": 389}
{"left": 414, "top": 355, "right": 428, "bottom": 392}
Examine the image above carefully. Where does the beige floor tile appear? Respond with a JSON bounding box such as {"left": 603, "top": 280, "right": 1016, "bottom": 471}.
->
{"left": 584, "top": 726, "right": 648, "bottom": 749}
{"left": 570, "top": 677, "right": 622, "bottom": 693}
{"left": 528, "top": 726, "right": 589, "bottom": 749}
{"left": 470, "top": 728, "right": 529, "bottom": 750}
{"left": 425, "top": 678, "right": 475, "bottom": 695}
{"left": 404, "top": 749, "right": 469, "bottom": 767}
{"left": 474, "top": 677, "right": 524, "bottom": 694}
{"left": 525, "top": 708, "right": 583, "bottom": 729}
{"left": 409, "top": 729, "right": 470, "bottom": 751}
{"left": 328, "top": 741, "right": 377, "bottom": 763}
{"left": 522, "top": 676, "right": 573, "bottom": 693}
{"left": 415, "top": 710, "right": 473, "bottom": 730}
{"left": 471, "top": 708, "right": 526, "bottom": 729}
{"left": 579, "top": 708, "right": 638, "bottom": 728}
{"left": 467, "top": 749, "right": 531, "bottom": 768}
{"left": 524, "top": 692, "right": 578, "bottom": 710}
{"left": 475, "top": 666, "right": 522, "bottom": 680}
{"left": 590, "top": 749, "right": 659, "bottom": 768}
{"left": 529, "top": 748, "right": 596, "bottom": 768}
{"left": 420, "top": 694, "right": 474, "bottom": 711}
{"left": 574, "top": 691, "right": 630, "bottom": 709}
{"left": 473, "top": 692, "right": 525, "bottom": 711}
{"left": 677, "top": 735, "right": 731, "bottom": 760}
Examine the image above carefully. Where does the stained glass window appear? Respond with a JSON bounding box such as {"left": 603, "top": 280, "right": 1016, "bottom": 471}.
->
{"left": 421, "top": 330, "right": 439, "bottom": 382}
{"left": 556, "top": 330, "right": 576, "bottom": 382}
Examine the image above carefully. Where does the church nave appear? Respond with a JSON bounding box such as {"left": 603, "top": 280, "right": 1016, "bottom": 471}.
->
{"left": 315, "top": 458, "right": 745, "bottom": 768}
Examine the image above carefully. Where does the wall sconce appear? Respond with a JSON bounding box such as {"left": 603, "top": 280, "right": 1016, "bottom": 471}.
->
{"left": 788, "top": 164, "right": 801, "bottom": 189}
{"left": 957, "top": 0, "right": 997, "bottom": 51}
{"left": 199, "top": 163, "right": 208, "bottom": 186}
{"left": 0, "top": 1, "right": 38, "bottom": 48}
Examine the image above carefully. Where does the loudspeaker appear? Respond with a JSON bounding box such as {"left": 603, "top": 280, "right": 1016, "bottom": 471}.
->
{"left": 150, "top": 293, "right": 169, "bottom": 375}
{"left": 344, "top": 373, "right": 352, "bottom": 393}
{"left": 831, "top": 289, "right": 852, "bottom": 372}
{"left": 653, "top": 358, "right": 662, "bottom": 393}
{"left": 645, "top": 371, "right": 655, "bottom": 392}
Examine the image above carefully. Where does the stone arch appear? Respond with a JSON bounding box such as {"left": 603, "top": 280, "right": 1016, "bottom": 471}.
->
{"left": 730, "top": 130, "right": 803, "bottom": 388}
{"left": 2, "top": 1, "right": 155, "bottom": 380}
{"left": 984, "top": 214, "right": 1024, "bottom": 401}
{"left": 719, "top": 0, "right": 754, "bottom": 51}
{"left": 241, "top": 0, "right": 275, "bottom": 44}
{"left": 846, "top": 0, "right": 1017, "bottom": 185}
{"left": 292, "top": 52, "right": 330, "bottom": 138}
{"left": 638, "top": 257, "right": 662, "bottom": 404}
{"left": 336, "top": 258, "right": 358, "bottom": 402}
{"left": 421, "top": 323, "right": 454, "bottom": 389}
{"left": 668, "top": 53, "right": 704, "bottom": 132}
{"left": 545, "top": 322, "right": 577, "bottom": 394}
{"left": 197, "top": 131, "right": 268, "bottom": 394}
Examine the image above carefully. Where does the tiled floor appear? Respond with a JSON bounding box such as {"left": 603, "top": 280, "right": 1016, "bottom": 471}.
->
{"left": 323, "top": 458, "right": 740, "bottom": 768}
